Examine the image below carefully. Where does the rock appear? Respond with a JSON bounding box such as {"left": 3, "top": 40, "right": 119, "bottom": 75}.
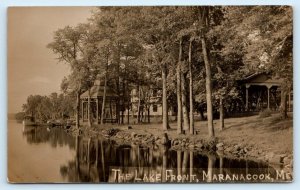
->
{"left": 283, "top": 156, "right": 292, "bottom": 165}
{"left": 216, "top": 142, "right": 224, "bottom": 148}
{"left": 269, "top": 154, "right": 284, "bottom": 165}
{"left": 265, "top": 152, "right": 274, "bottom": 160}
{"left": 216, "top": 143, "right": 224, "bottom": 151}
{"left": 225, "top": 146, "right": 233, "bottom": 153}
{"left": 217, "top": 146, "right": 224, "bottom": 151}
{"left": 172, "top": 139, "right": 180, "bottom": 146}
{"left": 195, "top": 142, "right": 204, "bottom": 149}
{"left": 248, "top": 150, "right": 257, "bottom": 157}
{"left": 234, "top": 144, "right": 241, "bottom": 151}
{"left": 131, "top": 132, "right": 136, "bottom": 138}
{"left": 171, "top": 139, "right": 176, "bottom": 145}
{"left": 116, "top": 132, "right": 123, "bottom": 139}
{"left": 265, "top": 152, "right": 286, "bottom": 164}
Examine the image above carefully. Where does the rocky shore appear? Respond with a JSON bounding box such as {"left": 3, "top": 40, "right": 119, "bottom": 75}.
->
{"left": 64, "top": 125, "right": 293, "bottom": 177}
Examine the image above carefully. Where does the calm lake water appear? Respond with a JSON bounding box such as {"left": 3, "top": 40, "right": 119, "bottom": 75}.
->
{"left": 8, "top": 120, "right": 284, "bottom": 183}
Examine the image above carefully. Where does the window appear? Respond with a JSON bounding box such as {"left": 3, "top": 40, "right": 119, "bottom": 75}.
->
{"left": 153, "top": 104, "right": 157, "bottom": 112}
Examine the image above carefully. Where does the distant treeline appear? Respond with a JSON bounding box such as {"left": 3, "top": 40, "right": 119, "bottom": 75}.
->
{"left": 22, "top": 92, "right": 75, "bottom": 122}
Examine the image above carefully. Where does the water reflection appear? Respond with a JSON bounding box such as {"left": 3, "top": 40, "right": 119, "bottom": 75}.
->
{"left": 22, "top": 125, "right": 75, "bottom": 149}
{"left": 21, "top": 126, "right": 284, "bottom": 183}
{"left": 56, "top": 135, "right": 281, "bottom": 183}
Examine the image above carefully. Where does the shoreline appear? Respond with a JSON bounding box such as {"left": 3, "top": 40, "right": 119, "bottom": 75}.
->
{"left": 62, "top": 113, "right": 293, "bottom": 177}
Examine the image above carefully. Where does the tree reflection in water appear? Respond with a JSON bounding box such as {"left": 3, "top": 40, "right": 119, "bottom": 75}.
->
{"left": 21, "top": 127, "right": 281, "bottom": 183}
{"left": 22, "top": 126, "right": 75, "bottom": 149}
{"left": 57, "top": 135, "right": 280, "bottom": 183}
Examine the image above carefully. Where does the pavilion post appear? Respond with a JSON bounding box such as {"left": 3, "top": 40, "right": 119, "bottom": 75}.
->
{"left": 81, "top": 100, "right": 84, "bottom": 122}
{"left": 267, "top": 85, "right": 272, "bottom": 110}
{"left": 267, "top": 87, "right": 270, "bottom": 110}
{"left": 245, "top": 84, "right": 250, "bottom": 111}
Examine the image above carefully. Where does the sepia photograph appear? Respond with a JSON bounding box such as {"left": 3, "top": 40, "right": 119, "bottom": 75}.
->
{"left": 7, "top": 6, "right": 293, "bottom": 183}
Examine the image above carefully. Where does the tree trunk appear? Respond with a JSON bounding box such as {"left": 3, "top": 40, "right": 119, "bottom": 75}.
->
{"left": 136, "top": 85, "right": 141, "bottom": 124}
{"left": 182, "top": 151, "right": 189, "bottom": 177}
{"left": 126, "top": 80, "right": 130, "bottom": 125}
{"left": 201, "top": 37, "right": 214, "bottom": 138}
{"left": 124, "top": 56, "right": 130, "bottom": 125}
{"left": 147, "top": 107, "right": 150, "bottom": 123}
{"left": 188, "top": 40, "right": 194, "bottom": 135}
{"left": 219, "top": 97, "right": 224, "bottom": 130}
{"left": 121, "top": 72, "right": 126, "bottom": 125}
{"left": 181, "top": 72, "right": 190, "bottom": 133}
{"left": 100, "top": 140, "right": 106, "bottom": 181}
{"left": 162, "top": 146, "right": 167, "bottom": 182}
{"left": 87, "top": 89, "right": 92, "bottom": 127}
{"left": 177, "top": 38, "right": 183, "bottom": 134}
{"left": 207, "top": 154, "right": 215, "bottom": 182}
{"left": 116, "top": 44, "right": 121, "bottom": 124}
{"left": 162, "top": 63, "right": 169, "bottom": 131}
{"left": 177, "top": 151, "right": 182, "bottom": 176}
{"left": 127, "top": 109, "right": 130, "bottom": 124}
{"left": 76, "top": 90, "right": 80, "bottom": 129}
{"left": 189, "top": 151, "right": 194, "bottom": 182}
{"left": 101, "top": 60, "right": 108, "bottom": 125}
{"left": 280, "top": 87, "right": 288, "bottom": 119}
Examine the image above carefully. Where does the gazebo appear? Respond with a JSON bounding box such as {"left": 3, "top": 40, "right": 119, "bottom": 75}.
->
{"left": 241, "top": 73, "right": 288, "bottom": 111}
{"left": 80, "top": 79, "right": 118, "bottom": 124}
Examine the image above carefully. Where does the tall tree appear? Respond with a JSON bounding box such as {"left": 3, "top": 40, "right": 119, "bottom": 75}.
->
{"left": 181, "top": 60, "right": 190, "bottom": 133}
{"left": 47, "top": 25, "right": 91, "bottom": 128}
{"left": 188, "top": 39, "right": 195, "bottom": 134}
{"left": 177, "top": 38, "right": 183, "bottom": 134}
{"left": 196, "top": 7, "right": 215, "bottom": 137}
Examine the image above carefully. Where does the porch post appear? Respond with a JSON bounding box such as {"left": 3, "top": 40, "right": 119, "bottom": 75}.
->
{"left": 267, "top": 87, "right": 270, "bottom": 109}
{"left": 85, "top": 100, "right": 88, "bottom": 121}
{"left": 267, "top": 85, "right": 272, "bottom": 110}
{"left": 81, "top": 100, "right": 84, "bottom": 122}
{"left": 245, "top": 84, "right": 250, "bottom": 111}
{"left": 87, "top": 97, "right": 90, "bottom": 124}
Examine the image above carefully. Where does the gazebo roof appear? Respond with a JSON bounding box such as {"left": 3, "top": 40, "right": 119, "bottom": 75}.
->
{"left": 80, "top": 80, "right": 118, "bottom": 99}
{"left": 241, "top": 72, "right": 283, "bottom": 86}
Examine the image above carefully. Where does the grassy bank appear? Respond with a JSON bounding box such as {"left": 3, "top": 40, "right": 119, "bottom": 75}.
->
{"left": 86, "top": 113, "right": 292, "bottom": 155}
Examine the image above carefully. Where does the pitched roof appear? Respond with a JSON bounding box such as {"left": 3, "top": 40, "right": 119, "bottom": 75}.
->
{"left": 80, "top": 84, "right": 118, "bottom": 99}
{"left": 241, "top": 72, "right": 283, "bottom": 84}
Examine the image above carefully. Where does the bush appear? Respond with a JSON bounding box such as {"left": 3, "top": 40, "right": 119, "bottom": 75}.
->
{"left": 15, "top": 112, "right": 25, "bottom": 123}
{"left": 259, "top": 109, "right": 272, "bottom": 118}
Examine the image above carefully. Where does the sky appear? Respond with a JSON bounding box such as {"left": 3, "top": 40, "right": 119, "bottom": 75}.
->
{"left": 8, "top": 7, "right": 94, "bottom": 113}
